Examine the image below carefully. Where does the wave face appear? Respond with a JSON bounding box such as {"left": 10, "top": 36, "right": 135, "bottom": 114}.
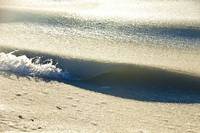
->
{"left": 0, "top": 51, "right": 69, "bottom": 80}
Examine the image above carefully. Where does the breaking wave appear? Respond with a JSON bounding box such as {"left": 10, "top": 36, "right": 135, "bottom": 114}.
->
{"left": 1, "top": 49, "right": 200, "bottom": 90}
{"left": 0, "top": 49, "right": 200, "bottom": 103}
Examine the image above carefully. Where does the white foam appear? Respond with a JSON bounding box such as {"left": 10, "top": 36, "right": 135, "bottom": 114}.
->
{"left": 0, "top": 51, "right": 69, "bottom": 80}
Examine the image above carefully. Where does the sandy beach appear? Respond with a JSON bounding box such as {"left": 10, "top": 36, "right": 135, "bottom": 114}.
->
{"left": 0, "top": 75, "right": 200, "bottom": 133}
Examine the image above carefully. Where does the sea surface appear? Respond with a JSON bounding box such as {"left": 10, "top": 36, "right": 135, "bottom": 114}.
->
{"left": 0, "top": 0, "right": 200, "bottom": 103}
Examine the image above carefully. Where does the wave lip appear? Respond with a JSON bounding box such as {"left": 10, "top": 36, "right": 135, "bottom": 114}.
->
{"left": 0, "top": 51, "right": 69, "bottom": 80}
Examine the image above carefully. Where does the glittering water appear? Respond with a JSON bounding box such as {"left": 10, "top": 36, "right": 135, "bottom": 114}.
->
{"left": 0, "top": 0, "right": 200, "bottom": 79}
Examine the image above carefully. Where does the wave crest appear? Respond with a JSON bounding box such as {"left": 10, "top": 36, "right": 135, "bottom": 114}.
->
{"left": 0, "top": 51, "right": 69, "bottom": 80}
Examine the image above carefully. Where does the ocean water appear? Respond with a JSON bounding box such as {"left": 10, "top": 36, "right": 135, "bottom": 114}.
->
{"left": 0, "top": 0, "right": 200, "bottom": 96}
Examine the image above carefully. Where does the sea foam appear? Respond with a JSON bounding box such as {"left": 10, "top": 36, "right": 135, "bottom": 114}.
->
{"left": 0, "top": 51, "right": 69, "bottom": 80}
